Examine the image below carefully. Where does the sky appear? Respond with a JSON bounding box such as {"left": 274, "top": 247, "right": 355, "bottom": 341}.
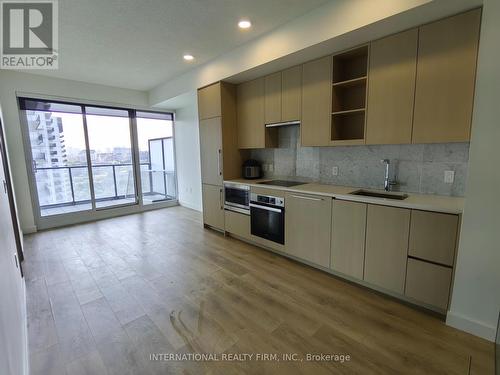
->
{"left": 54, "top": 112, "right": 173, "bottom": 153}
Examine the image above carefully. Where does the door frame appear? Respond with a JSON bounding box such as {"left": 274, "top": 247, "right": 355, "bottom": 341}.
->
{"left": 0, "top": 116, "right": 24, "bottom": 275}
{"left": 17, "top": 96, "right": 178, "bottom": 231}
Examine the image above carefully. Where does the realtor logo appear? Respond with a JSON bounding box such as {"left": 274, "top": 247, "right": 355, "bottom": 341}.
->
{"left": 1, "top": 0, "right": 58, "bottom": 69}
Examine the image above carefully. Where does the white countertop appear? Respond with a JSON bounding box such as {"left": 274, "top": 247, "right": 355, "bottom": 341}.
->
{"left": 225, "top": 179, "right": 464, "bottom": 214}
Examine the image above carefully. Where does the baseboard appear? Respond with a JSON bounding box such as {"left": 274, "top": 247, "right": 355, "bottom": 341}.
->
{"left": 446, "top": 310, "right": 496, "bottom": 341}
{"left": 22, "top": 225, "right": 37, "bottom": 234}
{"left": 179, "top": 200, "right": 202, "bottom": 212}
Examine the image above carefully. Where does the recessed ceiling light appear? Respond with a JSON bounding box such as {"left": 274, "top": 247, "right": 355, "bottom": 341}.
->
{"left": 183, "top": 54, "right": 194, "bottom": 61}
{"left": 238, "top": 20, "right": 252, "bottom": 29}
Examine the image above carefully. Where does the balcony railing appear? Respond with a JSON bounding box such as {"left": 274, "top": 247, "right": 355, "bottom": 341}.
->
{"left": 35, "top": 163, "right": 175, "bottom": 209}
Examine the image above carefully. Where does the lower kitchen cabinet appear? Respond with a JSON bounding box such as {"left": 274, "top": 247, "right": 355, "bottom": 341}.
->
{"left": 405, "top": 258, "right": 452, "bottom": 310}
{"left": 330, "top": 200, "right": 367, "bottom": 279}
{"left": 285, "top": 192, "right": 332, "bottom": 267}
{"left": 224, "top": 210, "right": 250, "bottom": 240}
{"left": 364, "top": 204, "right": 410, "bottom": 294}
{"left": 202, "top": 184, "right": 224, "bottom": 231}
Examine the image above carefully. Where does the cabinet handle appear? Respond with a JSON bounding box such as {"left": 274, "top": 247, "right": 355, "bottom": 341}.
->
{"left": 219, "top": 188, "right": 223, "bottom": 209}
{"left": 2, "top": 180, "right": 7, "bottom": 194}
{"left": 217, "top": 149, "right": 222, "bottom": 176}
{"left": 290, "top": 194, "right": 323, "bottom": 201}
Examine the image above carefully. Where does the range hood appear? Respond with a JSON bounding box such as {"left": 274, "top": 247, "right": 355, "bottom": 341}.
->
{"left": 265, "top": 120, "right": 300, "bottom": 128}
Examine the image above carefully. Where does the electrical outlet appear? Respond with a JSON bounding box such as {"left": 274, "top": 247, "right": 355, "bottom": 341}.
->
{"left": 332, "top": 166, "right": 339, "bottom": 176}
{"left": 444, "top": 170, "right": 455, "bottom": 184}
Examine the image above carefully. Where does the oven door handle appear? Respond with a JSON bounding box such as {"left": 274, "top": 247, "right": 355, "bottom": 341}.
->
{"left": 249, "top": 203, "right": 283, "bottom": 213}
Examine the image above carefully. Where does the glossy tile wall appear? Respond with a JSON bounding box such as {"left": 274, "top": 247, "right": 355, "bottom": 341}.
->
{"left": 250, "top": 126, "right": 469, "bottom": 196}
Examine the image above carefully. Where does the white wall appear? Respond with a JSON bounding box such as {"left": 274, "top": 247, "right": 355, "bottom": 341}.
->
{"left": 148, "top": 0, "right": 483, "bottom": 105}
{"left": 173, "top": 92, "right": 202, "bottom": 211}
{"left": 447, "top": 0, "right": 500, "bottom": 341}
{"left": 0, "top": 70, "right": 148, "bottom": 233}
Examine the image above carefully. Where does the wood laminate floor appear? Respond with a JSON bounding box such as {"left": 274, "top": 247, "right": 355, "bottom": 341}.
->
{"left": 24, "top": 206, "right": 494, "bottom": 375}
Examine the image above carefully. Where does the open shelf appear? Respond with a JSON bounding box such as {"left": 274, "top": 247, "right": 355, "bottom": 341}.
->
{"left": 331, "top": 111, "right": 365, "bottom": 142}
{"left": 331, "top": 45, "right": 368, "bottom": 143}
{"left": 332, "top": 108, "right": 365, "bottom": 116}
{"left": 332, "top": 46, "right": 369, "bottom": 83}
{"left": 332, "top": 76, "right": 367, "bottom": 88}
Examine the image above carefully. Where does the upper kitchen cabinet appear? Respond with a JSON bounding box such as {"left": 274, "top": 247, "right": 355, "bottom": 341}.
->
{"left": 198, "top": 82, "right": 222, "bottom": 120}
{"left": 264, "top": 72, "right": 282, "bottom": 125}
{"left": 301, "top": 56, "right": 332, "bottom": 146}
{"left": 281, "top": 65, "right": 302, "bottom": 122}
{"left": 412, "top": 9, "right": 481, "bottom": 143}
{"left": 237, "top": 77, "right": 278, "bottom": 149}
{"left": 331, "top": 46, "right": 369, "bottom": 145}
{"left": 264, "top": 66, "right": 302, "bottom": 125}
{"left": 366, "top": 29, "right": 418, "bottom": 145}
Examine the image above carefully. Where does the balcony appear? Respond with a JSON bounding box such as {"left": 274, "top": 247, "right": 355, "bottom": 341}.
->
{"left": 36, "top": 163, "right": 176, "bottom": 216}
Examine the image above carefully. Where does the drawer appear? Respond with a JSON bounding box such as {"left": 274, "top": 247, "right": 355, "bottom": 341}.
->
{"left": 409, "top": 210, "right": 458, "bottom": 266}
{"left": 224, "top": 210, "right": 250, "bottom": 240}
{"left": 405, "top": 258, "right": 453, "bottom": 310}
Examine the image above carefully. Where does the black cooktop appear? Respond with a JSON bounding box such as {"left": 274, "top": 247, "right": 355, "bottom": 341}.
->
{"left": 258, "top": 180, "right": 306, "bottom": 187}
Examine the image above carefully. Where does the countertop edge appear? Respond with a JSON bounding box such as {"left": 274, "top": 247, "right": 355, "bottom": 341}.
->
{"left": 224, "top": 179, "right": 464, "bottom": 215}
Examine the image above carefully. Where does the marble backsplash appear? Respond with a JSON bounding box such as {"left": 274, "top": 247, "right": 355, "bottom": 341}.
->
{"left": 250, "top": 126, "right": 469, "bottom": 197}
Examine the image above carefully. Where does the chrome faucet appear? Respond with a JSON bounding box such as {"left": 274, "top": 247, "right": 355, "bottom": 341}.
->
{"left": 381, "top": 159, "right": 397, "bottom": 191}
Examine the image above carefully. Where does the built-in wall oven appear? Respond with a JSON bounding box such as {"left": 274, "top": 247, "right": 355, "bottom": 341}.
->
{"left": 223, "top": 182, "right": 250, "bottom": 214}
{"left": 250, "top": 192, "right": 285, "bottom": 245}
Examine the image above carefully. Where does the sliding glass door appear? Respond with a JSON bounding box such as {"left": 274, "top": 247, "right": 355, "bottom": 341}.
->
{"left": 19, "top": 98, "right": 176, "bottom": 227}
{"left": 85, "top": 107, "right": 137, "bottom": 209}
{"left": 136, "top": 111, "right": 176, "bottom": 205}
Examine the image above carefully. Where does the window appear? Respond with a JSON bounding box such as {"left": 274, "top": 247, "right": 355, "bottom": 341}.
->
{"left": 19, "top": 97, "right": 175, "bottom": 221}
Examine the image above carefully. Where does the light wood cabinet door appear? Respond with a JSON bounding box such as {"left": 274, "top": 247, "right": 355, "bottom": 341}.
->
{"left": 364, "top": 205, "right": 410, "bottom": 294}
{"left": 282, "top": 65, "right": 302, "bottom": 122}
{"left": 366, "top": 29, "right": 418, "bottom": 145}
{"left": 199, "top": 117, "right": 223, "bottom": 186}
{"left": 331, "top": 200, "right": 367, "bottom": 279}
{"left": 285, "top": 193, "right": 332, "bottom": 267}
{"left": 409, "top": 210, "right": 458, "bottom": 266}
{"left": 301, "top": 56, "right": 332, "bottom": 146}
{"left": 264, "top": 72, "right": 282, "bottom": 125}
{"left": 412, "top": 9, "right": 481, "bottom": 143}
{"left": 225, "top": 211, "right": 250, "bottom": 240}
{"left": 237, "top": 78, "right": 265, "bottom": 149}
{"left": 202, "top": 184, "right": 224, "bottom": 231}
{"left": 198, "top": 83, "right": 221, "bottom": 120}
{"left": 405, "top": 258, "right": 452, "bottom": 310}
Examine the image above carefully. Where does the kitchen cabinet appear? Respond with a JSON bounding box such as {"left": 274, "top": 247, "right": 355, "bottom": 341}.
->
{"left": 301, "top": 56, "right": 332, "bottom": 146}
{"left": 264, "top": 72, "right": 282, "bottom": 125}
{"left": 199, "top": 117, "right": 223, "bottom": 186}
{"left": 330, "top": 200, "right": 367, "bottom": 279}
{"left": 225, "top": 211, "right": 250, "bottom": 240}
{"left": 412, "top": 9, "right": 481, "bottom": 143}
{"left": 264, "top": 66, "right": 302, "bottom": 125}
{"left": 237, "top": 78, "right": 278, "bottom": 149}
{"left": 202, "top": 184, "right": 224, "bottom": 231}
{"left": 405, "top": 258, "right": 452, "bottom": 310}
{"left": 285, "top": 192, "right": 332, "bottom": 267}
{"left": 364, "top": 204, "right": 410, "bottom": 294}
{"left": 409, "top": 210, "right": 458, "bottom": 266}
{"left": 366, "top": 29, "right": 418, "bottom": 145}
{"left": 198, "top": 82, "right": 222, "bottom": 120}
{"left": 198, "top": 82, "right": 245, "bottom": 230}
{"left": 281, "top": 65, "right": 302, "bottom": 122}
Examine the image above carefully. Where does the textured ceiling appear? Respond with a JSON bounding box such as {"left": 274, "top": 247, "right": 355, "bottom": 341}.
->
{"left": 20, "top": 0, "right": 331, "bottom": 90}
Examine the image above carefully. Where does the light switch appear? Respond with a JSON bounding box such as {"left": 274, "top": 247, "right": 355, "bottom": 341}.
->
{"left": 444, "top": 170, "right": 455, "bottom": 184}
{"left": 332, "top": 166, "right": 339, "bottom": 176}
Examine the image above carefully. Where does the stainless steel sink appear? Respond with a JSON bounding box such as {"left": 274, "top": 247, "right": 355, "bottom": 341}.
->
{"left": 350, "top": 189, "right": 408, "bottom": 200}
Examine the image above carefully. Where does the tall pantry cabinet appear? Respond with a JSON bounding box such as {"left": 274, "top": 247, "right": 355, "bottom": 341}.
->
{"left": 198, "top": 82, "right": 243, "bottom": 231}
